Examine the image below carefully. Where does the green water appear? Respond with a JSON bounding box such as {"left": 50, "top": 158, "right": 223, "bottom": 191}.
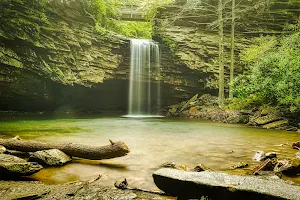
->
{"left": 0, "top": 116, "right": 299, "bottom": 189}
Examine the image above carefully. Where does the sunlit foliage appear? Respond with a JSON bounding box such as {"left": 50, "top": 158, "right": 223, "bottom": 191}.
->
{"left": 233, "top": 28, "right": 300, "bottom": 111}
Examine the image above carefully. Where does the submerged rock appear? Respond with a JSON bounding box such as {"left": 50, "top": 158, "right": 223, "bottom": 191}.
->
{"left": 153, "top": 168, "right": 300, "bottom": 200}
{"left": 0, "top": 154, "right": 42, "bottom": 178}
{"left": 29, "top": 149, "right": 72, "bottom": 166}
{"left": 193, "top": 164, "right": 211, "bottom": 172}
{"left": 252, "top": 150, "right": 266, "bottom": 161}
{"left": 159, "top": 162, "right": 177, "bottom": 169}
{"left": 231, "top": 162, "right": 249, "bottom": 169}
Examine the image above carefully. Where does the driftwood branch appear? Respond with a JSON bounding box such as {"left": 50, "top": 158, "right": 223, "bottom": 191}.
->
{"left": 0, "top": 137, "right": 130, "bottom": 160}
{"left": 114, "top": 179, "right": 166, "bottom": 195}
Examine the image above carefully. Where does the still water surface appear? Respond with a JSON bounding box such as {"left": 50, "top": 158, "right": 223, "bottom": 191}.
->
{"left": 0, "top": 116, "right": 299, "bottom": 189}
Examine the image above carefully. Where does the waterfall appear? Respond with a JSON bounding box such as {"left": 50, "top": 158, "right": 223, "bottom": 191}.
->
{"left": 127, "top": 39, "right": 161, "bottom": 117}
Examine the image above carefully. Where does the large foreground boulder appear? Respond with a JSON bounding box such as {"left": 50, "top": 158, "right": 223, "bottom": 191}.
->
{"left": 153, "top": 168, "right": 300, "bottom": 200}
{"left": 0, "top": 154, "right": 42, "bottom": 178}
{"left": 29, "top": 149, "right": 72, "bottom": 166}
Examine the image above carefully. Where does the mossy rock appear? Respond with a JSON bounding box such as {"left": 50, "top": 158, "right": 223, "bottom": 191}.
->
{"left": 262, "top": 120, "right": 289, "bottom": 129}
{"left": 0, "top": 154, "right": 43, "bottom": 178}
{"left": 28, "top": 149, "right": 71, "bottom": 166}
{"left": 254, "top": 115, "right": 283, "bottom": 125}
{"left": 0, "top": 145, "right": 6, "bottom": 154}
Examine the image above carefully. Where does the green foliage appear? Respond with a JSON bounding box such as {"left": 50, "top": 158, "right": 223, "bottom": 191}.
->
{"left": 108, "top": 0, "right": 174, "bottom": 38}
{"left": 87, "top": 0, "right": 119, "bottom": 28}
{"left": 0, "top": 0, "right": 48, "bottom": 41}
{"left": 228, "top": 95, "right": 265, "bottom": 110}
{"left": 233, "top": 31, "right": 300, "bottom": 111}
{"left": 112, "top": 21, "right": 153, "bottom": 38}
{"left": 239, "top": 36, "right": 277, "bottom": 64}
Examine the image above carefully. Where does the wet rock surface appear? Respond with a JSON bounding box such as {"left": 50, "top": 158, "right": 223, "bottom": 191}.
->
{"left": 193, "top": 164, "right": 212, "bottom": 172}
{"left": 274, "top": 158, "right": 300, "bottom": 175}
{"left": 253, "top": 151, "right": 266, "bottom": 162}
{"left": 293, "top": 142, "right": 300, "bottom": 150}
{"left": 28, "top": 149, "right": 72, "bottom": 166}
{"left": 0, "top": 154, "right": 43, "bottom": 178}
{"left": 0, "top": 180, "right": 173, "bottom": 200}
{"left": 153, "top": 168, "right": 300, "bottom": 200}
{"left": 0, "top": 154, "right": 26, "bottom": 163}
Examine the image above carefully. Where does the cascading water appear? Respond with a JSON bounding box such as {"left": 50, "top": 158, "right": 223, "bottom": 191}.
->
{"left": 126, "top": 39, "right": 162, "bottom": 117}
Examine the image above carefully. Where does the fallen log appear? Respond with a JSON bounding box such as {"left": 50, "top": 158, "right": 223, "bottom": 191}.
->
{"left": 0, "top": 137, "right": 130, "bottom": 160}
{"left": 153, "top": 168, "right": 300, "bottom": 200}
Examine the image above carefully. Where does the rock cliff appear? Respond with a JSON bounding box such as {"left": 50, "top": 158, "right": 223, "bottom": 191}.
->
{"left": 1, "top": 0, "right": 299, "bottom": 112}
{"left": 0, "top": 0, "right": 132, "bottom": 111}
{"left": 154, "top": 0, "right": 300, "bottom": 101}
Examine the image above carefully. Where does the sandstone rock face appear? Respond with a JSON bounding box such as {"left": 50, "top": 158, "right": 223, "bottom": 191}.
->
{"left": 0, "top": 0, "right": 130, "bottom": 112}
{"left": 154, "top": 0, "right": 300, "bottom": 102}
{"left": 29, "top": 149, "right": 71, "bottom": 166}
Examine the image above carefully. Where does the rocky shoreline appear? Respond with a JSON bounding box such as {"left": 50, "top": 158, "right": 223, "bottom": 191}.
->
{"left": 0, "top": 180, "right": 173, "bottom": 200}
{"left": 165, "top": 94, "right": 300, "bottom": 132}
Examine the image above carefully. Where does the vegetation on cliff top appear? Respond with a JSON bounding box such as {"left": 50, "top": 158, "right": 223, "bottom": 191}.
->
{"left": 88, "top": 0, "right": 173, "bottom": 38}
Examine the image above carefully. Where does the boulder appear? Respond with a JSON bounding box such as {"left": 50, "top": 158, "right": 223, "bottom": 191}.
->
{"left": 188, "top": 107, "right": 198, "bottom": 116}
{"left": 253, "top": 115, "right": 283, "bottom": 125}
{"left": 292, "top": 141, "right": 300, "bottom": 150}
{"left": 0, "top": 154, "right": 42, "bottom": 178}
{"left": 5, "top": 150, "right": 29, "bottom": 158}
{"left": 180, "top": 94, "right": 198, "bottom": 111}
{"left": 252, "top": 150, "right": 266, "bottom": 161}
{"left": 0, "top": 145, "right": 6, "bottom": 154}
{"left": 265, "top": 152, "right": 277, "bottom": 159}
{"left": 262, "top": 120, "right": 289, "bottom": 130}
{"left": 274, "top": 158, "right": 300, "bottom": 175}
{"left": 193, "top": 164, "right": 211, "bottom": 172}
{"left": 153, "top": 168, "right": 300, "bottom": 200}
{"left": 0, "top": 162, "right": 43, "bottom": 178}
{"left": 0, "top": 154, "right": 25, "bottom": 163}
{"left": 29, "top": 149, "right": 72, "bottom": 166}
{"left": 197, "top": 94, "right": 218, "bottom": 107}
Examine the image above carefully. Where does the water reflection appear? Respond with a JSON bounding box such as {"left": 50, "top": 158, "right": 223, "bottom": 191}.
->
{"left": 0, "top": 117, "right": 299, "bottom": 189}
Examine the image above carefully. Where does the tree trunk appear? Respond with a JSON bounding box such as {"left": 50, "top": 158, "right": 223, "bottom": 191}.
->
{"left": 0, "top": 137, "right": 130, "bottom": 160}
{"left": 218, "top": 0, "right": 225, "bottom": 106}
{"left": 229, "top": 0, "right": 236, "bottom": 99}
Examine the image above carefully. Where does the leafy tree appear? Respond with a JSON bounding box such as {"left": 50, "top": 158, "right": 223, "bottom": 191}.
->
{"left": 233, "top": 28, "right": 300, "bottom": 111}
